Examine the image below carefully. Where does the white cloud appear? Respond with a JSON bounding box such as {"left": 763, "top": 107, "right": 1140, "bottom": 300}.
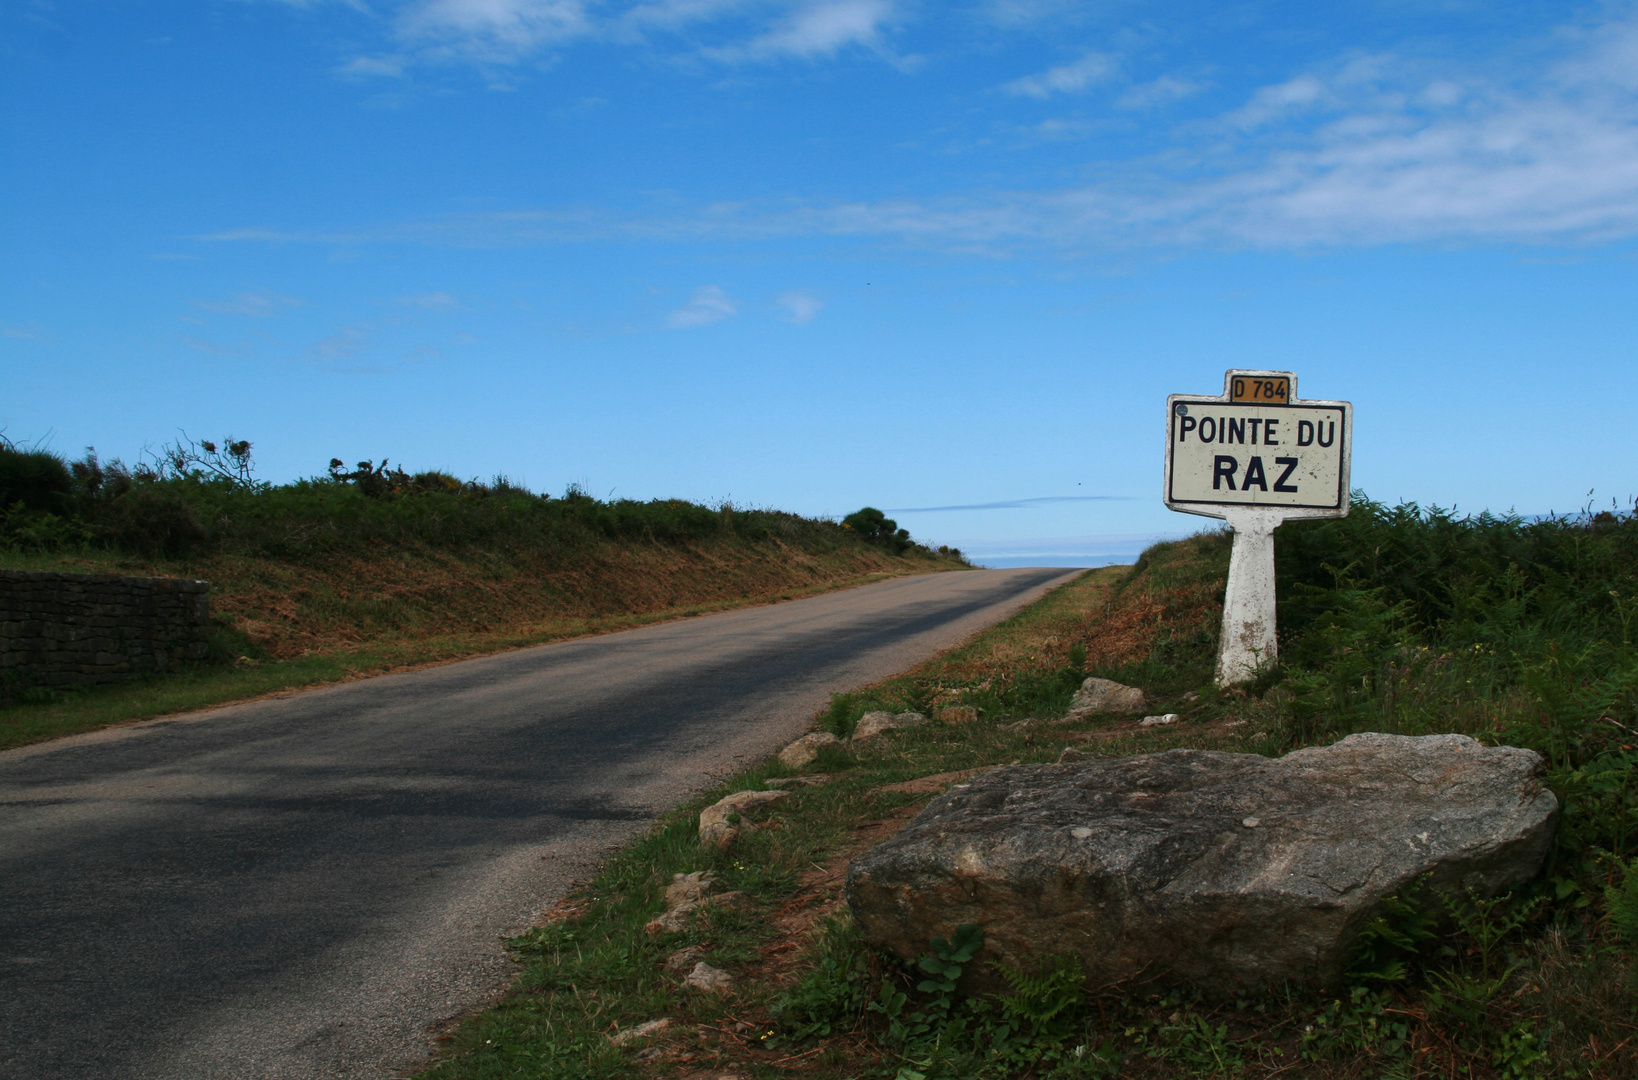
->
{"left": 309, "top": 324, "right": 373, "bottom": 359}
{"left": 1117, "top": 75, "right": 1202, "bottom": 110}
{"left": 212, "top": 14, "right": 1638, "bottom": 252}
{"left": 192, "top": 291, "right": 302, "bottom": 317}
{"left": 337, "top": 54, "right": 407, "bottom": 78}
{"left": 1003, "top": 52, "right": 1117, "bottom": 98}
{"left": 729, "top": 0, "right": 895, "bottom": 61}
{"left": 1227, "top": 73, "right": 1332, "bottom": 130}
{"left": 666, "top": 285, "right": 737, "bottom": 328}
{"left": 395, "top": 0, "right": 593, "bottom": 62}
{"left": 775, "top": 290, "right": 822, "bottom": 323}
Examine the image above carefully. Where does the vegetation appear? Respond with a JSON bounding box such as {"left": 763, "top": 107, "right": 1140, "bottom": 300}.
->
{"left": 0, "top": 434, "right": 967, "bottom": 746}
{"left": 417, "top": 493, "right": 1638, "bottom": 1079}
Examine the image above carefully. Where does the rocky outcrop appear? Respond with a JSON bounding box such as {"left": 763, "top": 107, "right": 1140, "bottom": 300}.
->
{"left": 847, "top": 733, "right": 1558, "bottom": 994}
{"left": 853, "top": 711, "right": 927, "bottom": 741}
{"left": 779, "top": 732, "right": 839, "bottom": 768}
{"left": 1067, "top": 678, "right": 1148, "bottom": 716}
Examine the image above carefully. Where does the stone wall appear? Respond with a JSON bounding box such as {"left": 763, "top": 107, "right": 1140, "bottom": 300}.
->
{"left": 0, "top": 570, "right": 210, "bottom": 688}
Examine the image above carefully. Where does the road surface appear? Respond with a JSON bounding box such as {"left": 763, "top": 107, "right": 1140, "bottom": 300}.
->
{"left": 0, "top": 567, "right": 1077, "bottom": 1079}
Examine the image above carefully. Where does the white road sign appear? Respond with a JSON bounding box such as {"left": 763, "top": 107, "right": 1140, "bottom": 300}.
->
{"left": 1162, "top": 370, "right": 1354, "bottom": 687}
{"left": 1164, "top": 370, "right": 1352, "bottom": 520}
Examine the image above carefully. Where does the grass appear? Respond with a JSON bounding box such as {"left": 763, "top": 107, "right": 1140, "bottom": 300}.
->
{"left": 410, "top": 494, "right": 1638, "bottom": 1080}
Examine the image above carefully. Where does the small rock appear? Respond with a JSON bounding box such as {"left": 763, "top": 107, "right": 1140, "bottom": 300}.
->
{"left": 1139, "top": 714, "right": 1181, "bottom": 727}
{"left": 664, "top": 871, "right": 714, "bottom": 909}
{"left": 698, "top": 789, "right": 789, "bottom": 848}
{"left": 663, "top": 945, "right": 705, "bottom": 970}
{"left": 609, "top": 1018, "right": 673, "bottom": 1046}
{"left": 1182, "top": 691, "right": 1201, "bottom": 704}
{"left": 936, "top": 706, "right": 979, "bottom": 724}
{"left": 1250, "top": 731, "right": 1268, "bottom": 742}
{"left": 765, "top": 774, "right": 832, "bottom": 788}
{"left": 852, "top": 711, "right": 927, "bottom": 741}
{"left": 684, "top": 961, "right": 733, "bottom": 993}
{"left": 778, "top": 731, "right": 839, "bottom": 768}
{"left": 645, "top": 902, "right": 701, "bottom": 936}
{"left": 1067, "top": 677, "right": 1149, "bottom": 716}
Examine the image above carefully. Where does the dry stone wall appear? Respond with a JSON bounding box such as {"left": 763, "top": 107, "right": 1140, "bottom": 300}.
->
{"left": 0, "top": 570, "right": 210, "bottom": 688}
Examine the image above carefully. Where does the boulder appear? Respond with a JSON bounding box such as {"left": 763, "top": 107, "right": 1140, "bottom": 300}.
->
{"left": 846, "top": 733, "right": 1558, "bottom": 995}
{"left": 1067, "top": 677, "right": 1148, "bottom": 716}
{"left": 779, "top": 731, "right": 839, "bottom": 768}
{"left": 853, "top": 711, "right": 927, "bottom": 741}
{"left": 698, "top": 789, "right": 788, "bottom": 848}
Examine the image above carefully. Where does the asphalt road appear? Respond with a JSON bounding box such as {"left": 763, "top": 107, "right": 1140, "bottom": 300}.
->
{"left": 0, "top": 567, "right": 1076, "bottom": 1080}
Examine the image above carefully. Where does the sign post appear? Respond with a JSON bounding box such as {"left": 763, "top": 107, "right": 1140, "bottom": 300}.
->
{"left": 1164, "top": 371, "right": 1353, "bottom": 686}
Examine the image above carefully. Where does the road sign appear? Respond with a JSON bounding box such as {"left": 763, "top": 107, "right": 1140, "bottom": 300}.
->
{"left": 1163, "top": 371, "right": 1353, "bottom": 686}
{"left": 1165, "top": 371, "right": 1352, "bottom": 519}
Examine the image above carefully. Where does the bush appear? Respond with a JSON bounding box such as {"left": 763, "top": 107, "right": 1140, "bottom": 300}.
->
{"left": 0, "top": 445, "right": 73, "bottom": 514}
{"left": 843, "top": 506, "right": 912, "bottom": 553}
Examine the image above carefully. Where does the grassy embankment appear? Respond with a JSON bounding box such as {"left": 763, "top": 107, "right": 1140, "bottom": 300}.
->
{"left": 1, "top": 443, "right": 966, "bottom": 750}
{"left": 414, "top": 495, "right": 1638, "bottom": 1080}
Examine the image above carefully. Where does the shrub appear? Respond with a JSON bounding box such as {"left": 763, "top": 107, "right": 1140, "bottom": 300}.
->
{"left": 0, "top": 445, "right": 73, "bottom": 514}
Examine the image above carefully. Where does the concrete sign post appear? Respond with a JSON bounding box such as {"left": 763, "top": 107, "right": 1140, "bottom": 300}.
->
{"left": 1164, "top": 371, "right": 1353, "bottom": 686}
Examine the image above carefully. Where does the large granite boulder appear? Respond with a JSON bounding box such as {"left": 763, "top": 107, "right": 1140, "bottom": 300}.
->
{"left": 846, "top": 733, "right": 1558, "bottom": 994}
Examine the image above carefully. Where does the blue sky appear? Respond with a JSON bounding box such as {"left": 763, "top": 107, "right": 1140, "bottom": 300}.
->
{"left": 4, "top": 1, "right": 1637, "bottom": 565}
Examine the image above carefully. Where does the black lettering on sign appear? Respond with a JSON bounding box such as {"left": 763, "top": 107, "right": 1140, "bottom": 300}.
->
{"left": 1248, "top": 418, "right": 1263, "bottom": 444}
{"left": 1177, "top": 416, "right": 1197, "bottom": 441}
{"left": 1317, "top": 421, "right": 1335, "bottom": 448}
{"left": 1233, "top": 378, "right": 1245, "bottom": 398}
{"left": 1227, "top": 417, "right": 1245, "bottom": 444}
{"left": 1264, "top": 419, "right": 1280, "bottom": 445}
{"left": 1297, "top": 420, "right": 1314, "bottom": 446}
{"left": 1274, "top": 457, "right": 1300, "bottom": 492}
{"left": 1243, "top": 456, "right": 1268, "bottom": 491}
{"left": 1213, "top": 455, "right": 1239, "bottom": 490}
{"left": 1200, "top": 417, "right": 1216, "bottom": 442}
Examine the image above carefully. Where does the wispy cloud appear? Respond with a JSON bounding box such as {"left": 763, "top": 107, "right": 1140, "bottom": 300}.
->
{"left": 333, "top": 0, "right": 905, "bottom": 75}
{"left": 210, "top": 14, "right": 1638, "bottom": 251}
{"left": 1002, "top": 52, "right": 1117, "bottom": 98}
{"left": 723, "top": 0, "right": 896, "bottom": 62}
{"left": 396, "top": 0, "right": 594, "bottom": 63}
{"left": 666, "top": 285, "right": 737, "bottom": 327}
{"left": 1117, "top": 74, "right": 1202, "bottom": 110}
{"left": 2, "top": 323, "right": 49, "bottom": 341}
{"left": 192, "top": 290, "right": 303, "bottom": 317}
{"left": 887, "top": 495, "right": 1131, "bottom": 513}
{"left": 775, "top": 290, "right": 821, "bottom": 323}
